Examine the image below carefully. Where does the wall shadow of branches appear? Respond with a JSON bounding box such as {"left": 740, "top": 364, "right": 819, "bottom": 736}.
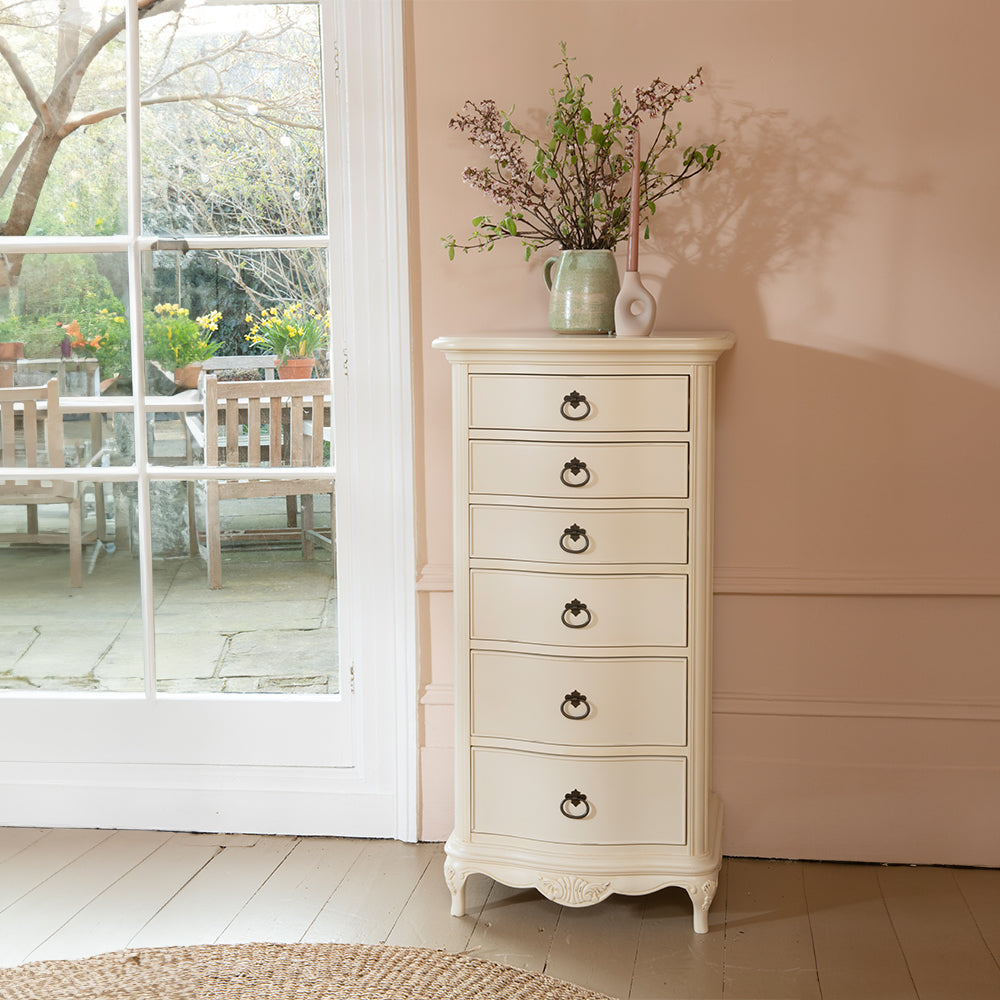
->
{"left": 643, "top": 102, "right": 866, "bottom": 322}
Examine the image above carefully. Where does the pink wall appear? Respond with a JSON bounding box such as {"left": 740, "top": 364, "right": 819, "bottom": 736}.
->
{"left": 407, "top": 0, "right": 1000, "bottom": 864}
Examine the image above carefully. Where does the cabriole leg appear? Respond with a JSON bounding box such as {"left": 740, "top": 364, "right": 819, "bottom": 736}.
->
{"left": 686, "top": 875, "right": 719, "bottom": 934}
{"left": 444, "top": 859, "right": 468, "bottom": 917}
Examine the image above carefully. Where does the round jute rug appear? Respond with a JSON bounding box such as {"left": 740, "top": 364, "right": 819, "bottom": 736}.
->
{"left": 0, "top": 941, "right": 615, "bottom": 1000}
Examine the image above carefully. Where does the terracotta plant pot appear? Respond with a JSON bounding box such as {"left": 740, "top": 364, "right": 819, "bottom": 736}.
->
{"left": 0, "top": 342, "right": 25, "bottom": 361}
{"left": 173, "top": 363, "right": 203, "bottom": 390}
{"left": 276, "top": 356, "right": 316, "bottom": 380}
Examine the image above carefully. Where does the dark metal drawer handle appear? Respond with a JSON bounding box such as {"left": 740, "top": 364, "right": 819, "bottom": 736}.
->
{"left": 560, "top": 458, "right": 591, "bottom": 487}
{"left": 560, "top": 690, "right": 591, "bottom": 720}
{"left": 559, "top": 524, "right": 590, "bottom": 553}
{"left": 560, "top": 789, "right": 590, "bottom": 819}
{"left": 560, "top": 391, "right": 591, "bottom": 421}
{"left": 561, "top": 599, "right": 592, "bottom": 629}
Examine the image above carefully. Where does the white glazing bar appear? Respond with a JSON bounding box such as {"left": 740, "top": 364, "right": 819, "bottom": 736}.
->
{"left": 125, "top": 0, "right": 157, "bottom": 699}
{"left": 10, "top": 466, "right": 334, "bottom": 483}
{"left": 0, "top": 237, "right": 130, "bottom": 253}
{"left": 0, "top": 235, "right": 328, "bottom": 254}
{"left": 143, "top": 235, "right": 328, "bottom": 251}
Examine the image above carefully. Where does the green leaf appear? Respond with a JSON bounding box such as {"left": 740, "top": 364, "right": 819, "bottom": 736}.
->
{"left": 643, "top": 224, "right": 650, "bottom": 240}
{"left": 580, "top": 108, "right": 591, "bottom": 123}
{"left": 577, "top": 127, "right": 587, "bottom": 145}
{"left": 612, "top": 100, "right": 621, "bottom": 117}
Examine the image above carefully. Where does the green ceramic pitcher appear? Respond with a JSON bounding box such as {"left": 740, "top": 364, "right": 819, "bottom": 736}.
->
{"left": 543, "top": 250, "right": 620, "bottom": 334}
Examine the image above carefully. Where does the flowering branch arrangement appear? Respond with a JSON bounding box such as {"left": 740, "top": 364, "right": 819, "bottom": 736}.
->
{"left": 443, "top": 44, "right": 721, "bottom": 261}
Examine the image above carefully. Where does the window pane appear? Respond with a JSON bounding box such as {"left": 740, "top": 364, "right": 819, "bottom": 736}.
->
{"left": 153, "top": 499, "right": 338, "bottom": 695}
{"left": 0, "top": 252, "right": 134, "bottom": 394}
{"left": 0, "top": 249, "right": 141, "bottom": 693}
{"left": 0, "top": 469, "right": 142, "bottom": 694}
{"left": 142, "top": 246, "right": 329, "bottom": 377}
{"left": 140, "top": 1, "right": 326, "bottom": 237}
{"left": 0, "top": 1, "right": 127, "bottom": 241}
{"left": 140, "top": 243, "right": 336, "bottom": 694}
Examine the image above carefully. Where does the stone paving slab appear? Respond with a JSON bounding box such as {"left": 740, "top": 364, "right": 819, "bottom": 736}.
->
{"left": 221, "top": 628, "right": 338, "bottom": 678}
{"left": 96, "top": 627, "right": 229, "bottom": 682}
{"left": 1, "top": 546, "right": 338, "bottom": 693}
{"left": 9, "top": 623, "right": 123, "bottom": 680}
{"left": 152, "top": 599, "right": 329, "bottom": 634}
{"left": 161, "top": 564, "right": 335, "bottom": 605}
{"left": 0, "top": 629, "right": 40, "bottom": 677}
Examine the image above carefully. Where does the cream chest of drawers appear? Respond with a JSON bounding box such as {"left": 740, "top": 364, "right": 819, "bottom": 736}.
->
{"left": 432, "top": 334, "right": 734, "bottom": 933}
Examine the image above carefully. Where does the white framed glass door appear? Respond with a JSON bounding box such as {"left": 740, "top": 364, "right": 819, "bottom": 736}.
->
{"left": 0, "top": 0, "right": 415, "bottom": 838}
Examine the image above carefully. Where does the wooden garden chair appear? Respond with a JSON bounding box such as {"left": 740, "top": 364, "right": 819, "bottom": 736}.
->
{"left": 185, "top": 374, "right": 333, "bottom": 589}
{"left": 0, "top": 378, "right": 104, "bottom": 588}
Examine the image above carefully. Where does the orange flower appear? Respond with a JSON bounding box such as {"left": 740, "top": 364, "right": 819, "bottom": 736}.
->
{"left": 62, "top": 319, "right": 85, "bottom": 347}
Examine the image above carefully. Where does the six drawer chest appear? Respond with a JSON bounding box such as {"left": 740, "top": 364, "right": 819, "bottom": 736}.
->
{"left": 432, "top": 333, "right": 734, "bottom": 933}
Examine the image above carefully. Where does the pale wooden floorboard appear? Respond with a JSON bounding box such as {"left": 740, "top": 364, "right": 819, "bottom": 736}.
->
{"left": 0, "top": 831, "right": 169, "bottom": 967}
{"left": 216, "top": 836, "right": 364, "bottom": 945}
{"left": 465, "top": 880, "right": 563, "bottom": 974}
{"left": 27, "top": 835, "right": 221, "bottom": 963}
{"left": 128, "top": 835, "right": 298, "bottom": 950}
{"left": 544, "top": 893, "right": 646, "bottom": 1000}
{"left": 802, "top": 861, "right": 917, "bottom": 1000}
{"left": 384, "top": 846, "right": 489, "bottom": 952}
{"left": 879, "top": 865, "right": 1000, "bottom": 1000}
{"left": 2, "top": 830, "right": 999, "bottom": 1000}
{"left": 0, "top": 827, "right": 47, "bottom": 865}
{"left": 954, "top": 865, "right": 1000, "bottom": 964}
{"left": 0, "top": 828, "right": 112, "bottom": 913}
{"left": 300, "top": 840, "right": 438, "bottom": 945}
{"left": 722, "top": 858, "right": 821, "bottom": 1000}
{"left": 628, "top": 862, "right": 728, "bottom": 1000}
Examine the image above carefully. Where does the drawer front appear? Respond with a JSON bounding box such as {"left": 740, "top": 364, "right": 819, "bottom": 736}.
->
{"left": 471, "top": 651, "right": 687, "bottom": 746}
{"left": 469, "top": 440, "right": 689, "bottom": 499}
{"left": 470, "top": 505, "right": 688, "bottom": 565}
{"left": 472, "top": 748, "right": 687, "bottom": 845}
{"left": 471, "top": 570, "right": 687, "bottom": 648}
{"left": 469, "top": 375, "right": 689, "bottom": 433}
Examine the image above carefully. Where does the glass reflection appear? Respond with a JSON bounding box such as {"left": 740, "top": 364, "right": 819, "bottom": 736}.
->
{"left": 140, "top": 1, "right": 326, "bottom": 237}
{"left": 0, "top": 1, "right": 127, "bottom": 241}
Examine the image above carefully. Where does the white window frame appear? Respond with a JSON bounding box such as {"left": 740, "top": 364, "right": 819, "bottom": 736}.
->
{"left": 0, "top": 0, "right": 417, "bottom": 840}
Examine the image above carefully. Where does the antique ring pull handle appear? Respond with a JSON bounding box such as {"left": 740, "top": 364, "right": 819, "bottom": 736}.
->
{"left": 560, "top": 789, "right": 590, "bottom": 819}
{"left": 559, "top": 524, "right": 590, "bottom": 553}
{"left": 560, "top": 690, "right": 591, "bottom": 720}
{"left": 560, "top": 457, "right": 591, "bottom": 487}
{"left": 560, "top": 391, "right": 591, "bottom": 421}
{"left": 561, "top": 599, "right": 592, "bottom": 629}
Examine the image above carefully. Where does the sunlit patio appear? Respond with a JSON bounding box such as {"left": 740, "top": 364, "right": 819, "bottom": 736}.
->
{"left": 0, "top": 391, "right": 337, "bottom": 695}
{"left": 0, "top": 524, "right": 338, "bottom": 695}
{"left": 1, "top": 348, "right": 337, "bottom": 695}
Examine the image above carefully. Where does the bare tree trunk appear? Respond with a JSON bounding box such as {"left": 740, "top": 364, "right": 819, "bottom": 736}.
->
{"left": 0, "top": 134, "right": 65, "bottom": 288}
